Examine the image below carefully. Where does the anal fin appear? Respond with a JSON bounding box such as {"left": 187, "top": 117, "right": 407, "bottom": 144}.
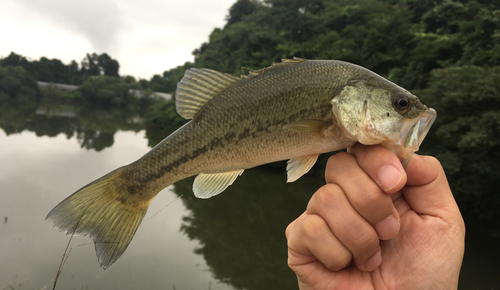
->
{"left": 193, "top": 170, "right": 245, "bottom": 199}
{"left": 286, "top": 155, "right": 319, "bottom": 183}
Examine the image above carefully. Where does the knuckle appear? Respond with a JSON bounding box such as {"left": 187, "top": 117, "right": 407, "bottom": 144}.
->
{"left": 325, "top": 249, "right": 352, "bottom": 271}
{"left": 351, "top": 225, "right": 379, "bottom": 250}
{"left": 327, "top": 152, "right": 352, "bottom": 169}
{"left": 301, "top": 214, "right": 328, "bottom": 240}
{"left": 312, "top": 184, "right": 343, "bottom": 210}
{"left": 285, "top": 221, "right": 294, "bottom": 239}
{"left": 419, "top": 155, "right": 443, "bottom": 173}
{"left": 356, "top": 187, "right": 384, "bottom": 213}
{"left": 425, "top": 155, "right": 440, "bottom": 166}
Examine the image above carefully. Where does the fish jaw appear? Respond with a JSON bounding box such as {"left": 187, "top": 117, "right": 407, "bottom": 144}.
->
{"left": 382, "top": 108, "right": 437, "bottom": 165}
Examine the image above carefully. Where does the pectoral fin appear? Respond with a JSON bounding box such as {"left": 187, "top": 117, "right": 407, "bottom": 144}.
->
{"left": 286, "top": 154, "right": 319, "bottom": 183}
{"left": 283, "top": 120, "right": 329, "bottom": 134}
{"left": 193, "top": 170, "right": 245, "bottom": 199}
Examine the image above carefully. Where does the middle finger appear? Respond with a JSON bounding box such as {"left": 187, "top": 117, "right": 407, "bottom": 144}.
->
{"left": 307, "top": 183, "right": 382, "bottom": 272}
{"left": 326, "top": 152, "right": 400, "bottom": 240}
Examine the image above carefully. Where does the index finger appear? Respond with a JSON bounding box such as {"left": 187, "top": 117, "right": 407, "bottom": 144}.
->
{"left": 347, "top": 144, "right": 407, "bottom": 194}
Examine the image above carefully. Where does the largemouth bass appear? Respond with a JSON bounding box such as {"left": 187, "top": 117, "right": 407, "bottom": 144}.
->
{"left": 46, "top": 58, "right": 436, "bottom": 269}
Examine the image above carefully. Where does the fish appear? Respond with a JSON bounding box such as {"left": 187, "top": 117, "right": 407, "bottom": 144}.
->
{"left": 46, "top": 58, "right": 436, "bottom": 269}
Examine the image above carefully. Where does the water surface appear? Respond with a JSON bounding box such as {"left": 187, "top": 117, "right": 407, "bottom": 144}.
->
{"left": 0, "top": 130, "right": 238, "bottom": 289}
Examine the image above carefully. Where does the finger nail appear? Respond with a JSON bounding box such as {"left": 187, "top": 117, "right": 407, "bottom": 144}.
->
{"left": 375, "top": 215, "right": 400, "bottom": 240}
{"left": 377, "top": 165, "right": 402, "bottom": 191}
{"left": 365, "top": 251, "right": 382, "bottom": 272}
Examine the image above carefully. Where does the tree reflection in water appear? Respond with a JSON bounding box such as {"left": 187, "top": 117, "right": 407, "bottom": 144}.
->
{"left": 0, "top": 83, "right": 155, "bottom": 151}
{"left": 173, "top": 166, "right": 325, "bottom": 290}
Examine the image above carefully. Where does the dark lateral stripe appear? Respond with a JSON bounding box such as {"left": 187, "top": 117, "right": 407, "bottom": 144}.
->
{"left": 127, "top": 91, "right": 333, "bottom": 194}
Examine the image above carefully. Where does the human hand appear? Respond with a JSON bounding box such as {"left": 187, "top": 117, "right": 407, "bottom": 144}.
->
{"left": 285, "top": 144, "right": 465, "bottom": 290}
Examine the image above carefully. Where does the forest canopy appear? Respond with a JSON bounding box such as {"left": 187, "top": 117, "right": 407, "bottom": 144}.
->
{"left": 159, "top": 0, "right": 500, "bottom": 92}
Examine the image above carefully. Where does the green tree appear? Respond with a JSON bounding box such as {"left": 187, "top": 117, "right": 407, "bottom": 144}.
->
{"left": 81, "top": 53, "right": 101, "bottom": 76}
{"left": 147, "top": 74, "right": 170, "bottom": 93}
{"left": 80, "top": 53, "right": 120, "bottom": 77}
{"left": 0, "top": 65, "right": 38, "bottom": 103}
{"left": 75, "top": 75, "right": 135, "bottom": 107}
{"left": 145, "top": 100, "right": 187, "bottom": 147}
{"left": 0, "top": 65, "right": 39, "bottom": 134}
{"left": 0, "top": 52, "right": 34, "bottom": 71}
{"left": 417, "top": 65, "right": 500, "bottom": 229}
{"left": 68, "top": 60, "right": 82, "bottom": 85}
{"left": 226, "top": 0, "right": 259, "bottom": 25}
{"left": 35, "top": 57, "right": 71, "bottom": 83}
{"left": 97, "top": 53, "right": 120, "bottom": 77}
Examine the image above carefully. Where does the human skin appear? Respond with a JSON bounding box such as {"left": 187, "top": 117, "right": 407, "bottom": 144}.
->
{"left": 286, "top": 144, "right": 465, "bottom": 290}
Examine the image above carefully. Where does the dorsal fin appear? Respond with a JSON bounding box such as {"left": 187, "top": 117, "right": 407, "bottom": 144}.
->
{"left": 241, "top": 57, "right": 306, "bottom": 79}
{"left": 175, "top": 58, "right": 307, "bottom": 119}
{"left": 175, "top": 68, "right": 240, "bottom": 119}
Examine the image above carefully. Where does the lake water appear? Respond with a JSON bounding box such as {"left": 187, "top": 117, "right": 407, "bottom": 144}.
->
{"left": 1, "top": 112, "right": 500, "bottom": 289}
{"left": 0, "top": 130, "right": 233, "bottom": 289}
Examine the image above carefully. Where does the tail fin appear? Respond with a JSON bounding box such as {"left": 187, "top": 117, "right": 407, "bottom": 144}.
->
{"left": 46, "top": 167, "right": 151, "bottom": 269}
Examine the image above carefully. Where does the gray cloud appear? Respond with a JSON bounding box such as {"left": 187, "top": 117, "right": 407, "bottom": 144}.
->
{"left": 18, "top": 0, "right": 130, "bottom": 53}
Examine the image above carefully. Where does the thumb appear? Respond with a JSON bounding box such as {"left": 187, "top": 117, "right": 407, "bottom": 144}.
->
{"left": 403, "top": 154, "right": 461, "bottom": 219}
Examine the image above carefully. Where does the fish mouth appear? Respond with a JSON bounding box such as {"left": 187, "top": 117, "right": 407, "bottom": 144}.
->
{"left": 394, "top": 108, "right": 437, "bottom": 165}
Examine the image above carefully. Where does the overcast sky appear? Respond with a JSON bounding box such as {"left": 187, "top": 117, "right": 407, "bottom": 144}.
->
{"left": 1, "top": 0, "right": 237, "bottom": 80}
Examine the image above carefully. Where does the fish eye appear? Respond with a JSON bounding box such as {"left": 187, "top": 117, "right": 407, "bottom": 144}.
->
{"left": 394, "top": 94, "right": 410, "bottom": 113}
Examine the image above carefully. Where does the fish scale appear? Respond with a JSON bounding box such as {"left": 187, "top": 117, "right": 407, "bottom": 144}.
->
{"left": 46, "top": 58, "right": 436, "bottom": 269}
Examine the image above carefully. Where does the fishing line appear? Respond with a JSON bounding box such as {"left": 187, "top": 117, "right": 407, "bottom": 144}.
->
{"left": 52, "top": 200, "right": 94, "bottom": 290}
{"left": 53, "top": 193, "right": 183, "bottom": 289}
{"left": 142, "top": 194, "right": 184, "bottom": 224}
